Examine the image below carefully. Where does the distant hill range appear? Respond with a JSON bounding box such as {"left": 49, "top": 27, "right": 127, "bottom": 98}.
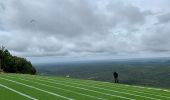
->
{"left": 35, "top": 57, "right": 170, "bottom": 89}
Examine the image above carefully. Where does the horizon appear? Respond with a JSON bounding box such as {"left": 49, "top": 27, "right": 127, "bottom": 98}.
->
{"left": 27, "top": 55, "right": 170, "bottom": 64}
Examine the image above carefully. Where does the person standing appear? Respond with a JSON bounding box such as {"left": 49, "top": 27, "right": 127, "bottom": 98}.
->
{"left": 113, "top": 72, "right": 119, "bottom": 83}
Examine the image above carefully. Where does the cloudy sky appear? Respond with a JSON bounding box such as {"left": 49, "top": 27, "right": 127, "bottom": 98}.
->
{"left": 0, "top": 0, "right": 170, "bottom": 61}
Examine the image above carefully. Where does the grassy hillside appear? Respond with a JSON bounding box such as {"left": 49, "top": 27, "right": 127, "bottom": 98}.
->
{"left": 0, "top": 74, "right": 170, "bottom": 100}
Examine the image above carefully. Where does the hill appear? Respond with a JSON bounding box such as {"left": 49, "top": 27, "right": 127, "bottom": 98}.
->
{"left": 0, "top": 73, "right": 170, "bottom": 100}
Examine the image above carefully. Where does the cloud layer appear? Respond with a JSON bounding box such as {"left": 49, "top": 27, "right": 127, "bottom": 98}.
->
{"left": 0, "top": 0, "right": 170, "bottom": 57}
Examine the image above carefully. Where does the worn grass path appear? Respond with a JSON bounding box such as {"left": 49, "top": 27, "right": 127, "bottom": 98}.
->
{"left": 0, "top": 73, "right": 170, "bottom": 100}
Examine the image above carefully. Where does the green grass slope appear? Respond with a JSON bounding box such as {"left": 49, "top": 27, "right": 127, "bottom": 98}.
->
{"left": 0, "top": 74, "right": 170, "bottom": 100}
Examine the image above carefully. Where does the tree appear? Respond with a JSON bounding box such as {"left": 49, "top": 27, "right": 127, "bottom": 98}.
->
{"left": 0, "top": 46, "right": 36, "bottom": 74}
{"left": 0, "top": 46, "right": 5, "bottom": 70}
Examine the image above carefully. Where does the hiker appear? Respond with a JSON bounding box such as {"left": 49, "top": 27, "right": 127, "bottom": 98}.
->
{"left": 113, "top": 72, "right": 119, "bottom": 83}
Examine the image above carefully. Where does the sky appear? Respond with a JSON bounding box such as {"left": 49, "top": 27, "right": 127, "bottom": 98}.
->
{"left": 0, "top": 0, "right": 170, "bottom": 62}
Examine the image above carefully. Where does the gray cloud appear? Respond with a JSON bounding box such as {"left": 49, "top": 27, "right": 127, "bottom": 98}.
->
{"left": 1, "top": 0, "right": 169, "bottom": 58}
{"left": 106, "top": 1, "right": 146, "bottom": 25}
{"left": 157, "top": 12, "right": 170, "bottom": 23}
{"left": 142, "top": 22, "right": 170, "bottom": 52}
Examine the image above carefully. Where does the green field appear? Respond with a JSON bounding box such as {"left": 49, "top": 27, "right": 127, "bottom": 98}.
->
{"left": 0, "top": 74, "right": 170, "bottom": 100}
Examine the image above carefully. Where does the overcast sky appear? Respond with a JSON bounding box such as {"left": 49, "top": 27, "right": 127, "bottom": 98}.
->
{"left": 1, "top": 0, "right": 170, "bottom": 61}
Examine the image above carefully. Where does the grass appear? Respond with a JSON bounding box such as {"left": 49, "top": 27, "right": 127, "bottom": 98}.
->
{"left": 0, "top": 73, "right": 170, "bottom": 100}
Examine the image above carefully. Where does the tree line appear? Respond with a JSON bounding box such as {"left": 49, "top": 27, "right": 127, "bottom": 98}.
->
{"left": 0, "top": 46, "right": 36, "bottom": 74}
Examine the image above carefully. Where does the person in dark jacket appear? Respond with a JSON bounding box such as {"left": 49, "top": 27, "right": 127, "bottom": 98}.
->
{"left": 113, "top": 72, "right": 119, "bottom": 83}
